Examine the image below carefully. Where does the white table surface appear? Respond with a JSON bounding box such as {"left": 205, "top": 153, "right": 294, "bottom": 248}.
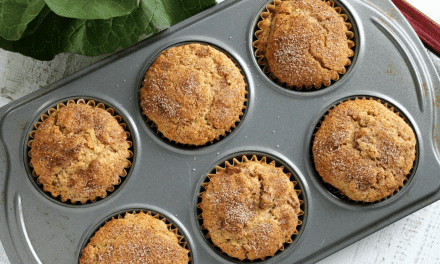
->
{"left": 1, "top": 0, "right": 440, "bottom": 263}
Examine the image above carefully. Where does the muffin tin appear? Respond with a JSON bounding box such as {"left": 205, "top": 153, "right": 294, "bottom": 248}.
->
{"left": 1, "top": 0, "right": 440, "bottom": 263}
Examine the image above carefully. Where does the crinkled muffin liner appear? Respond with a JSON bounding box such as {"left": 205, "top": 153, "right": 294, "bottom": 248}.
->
{"left": 79, "top": 210, "right": 192, "bottom": 263}
{"left": 197, "top": 154, "right": 306, "bottom": 262}
{"left": 27, "top": 98, "right": 134, "bottom": 205}
{"left": 252, "top": 0, "right": 356, "bottom": 91}
{"left": 139, "top": 42, "right": 249, "bottom": 150}
{"left": 310, "top": 96, "right": 419, "bottom": 205}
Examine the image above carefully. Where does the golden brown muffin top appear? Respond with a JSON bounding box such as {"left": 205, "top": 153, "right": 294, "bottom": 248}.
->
{"left": 140, "top": 43, "right": 247, "bottom": 146}
{"left": 254, "top": 0, "right": 354, "bottom": 88}
{"left": 80, "top": 212, "right": 189, "bottom": 264}
{"left": 29, "top": 102, "right": 131, "bottom": 204}
{"left": 199, "top": 157, "right": 302, "bottom": 260}
{"left": 312, "top": 99, "right": 417, "bottom": 202}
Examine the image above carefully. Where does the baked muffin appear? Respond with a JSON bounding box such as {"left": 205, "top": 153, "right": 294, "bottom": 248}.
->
{"left": 253, "top": 0, "right": 354, "bottom": 89}
{"left": 29, "top": 100, "right": 131, "bottom": 204}
{"left": 80, "top": 211, "right": 190, "bottom": 264}
{"left": 199, "top": 156, "right": 302, "bottom": 260}
{"left": 140, "top": 43, "right": 247, "bottom": 146}
{"left": 312, "top": 98, "right": 417, "bottom": 202}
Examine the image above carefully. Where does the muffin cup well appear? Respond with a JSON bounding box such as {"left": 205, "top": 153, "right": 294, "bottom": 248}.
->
{"left": 197, "top": 154, "right": 306, "bottom": 262}
{"left": 252, "top": 0, "right": 356, "bottom": 91}
{"left": 27, "top": 98, "right": 134, "bottom": 205}
{"left": 79, "top": 210, "right": 193, "bottom": 263}
{"left": 139, "top": 42, "right": 249, "bottom": 150}
{"left": 310, "top": 96, "right": 419, "bottom": 205}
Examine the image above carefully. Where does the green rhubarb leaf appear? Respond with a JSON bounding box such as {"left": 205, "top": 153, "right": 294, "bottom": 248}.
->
{"left": 43, "top": 0, "right": 139, "bottom": 19}
{"left": 0, "top": 0, "right": 216, "bottom": 60}
{"left": 20, "top": 2, "right": 52, "bottom": 38}
{"left": 0, "top": 0, "right": 46, "bottom": 40}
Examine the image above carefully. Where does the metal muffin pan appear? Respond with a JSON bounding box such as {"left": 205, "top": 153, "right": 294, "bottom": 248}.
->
{"left": 1, "top": 0, "right": 440, "bottom": 263}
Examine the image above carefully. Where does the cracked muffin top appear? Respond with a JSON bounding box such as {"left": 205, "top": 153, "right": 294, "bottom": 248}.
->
{"left": 312, "top": 99, "right": 416, "bottom": 202}
{"left": 29, "top": 102, "right": 131, "bottom": 204}
{"left": 140, "top": 43, "right": 247, "bottom": 146}
{"left": 199, "top": 157, "right": 302, "bottom": 260}
{"left": 80, "top": 211, "right": 190, "bottom": 264}
{"left": 254, "top": 0, "right": 354, "bottom": 88}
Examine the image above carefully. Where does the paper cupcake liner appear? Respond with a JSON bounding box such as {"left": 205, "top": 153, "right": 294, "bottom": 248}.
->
{"left": 79, "top": 210, "right": 192, "bottom": 263}
{"left": 310, "top": 96, "right": 419, "bottom": 205}
{"left": 252, "top": 0, "right": 356, "bottom": 91}
{"left": 27, "top": 98, "right": 134, "bottom": 205}
{"left": 139, "top": 42, "right": 249, "bottom": 150}
{"left": 196, "top": 154, "right": 306, "bottom": 262}
{"left": 143, "top": 110, "right": 246, "bottom": 149}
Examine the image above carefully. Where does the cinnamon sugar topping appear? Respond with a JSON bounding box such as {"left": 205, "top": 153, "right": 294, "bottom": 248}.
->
{"left": 80, "top": 212, "right": 189, "bottom": 264}
{"left": 29, "top": 101, "right": 131, "bottom": 204}
{"left": 140, "top": 43, "right": 247, "bottom": 146}
{"left": 199, "top": 156, "right": 303, "bottom": 260}
{"left": 312, "top": 98, "right": 417, "bottom": 202}
{"left": 254, "top": 0, "right": 354, "bottom": 89}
